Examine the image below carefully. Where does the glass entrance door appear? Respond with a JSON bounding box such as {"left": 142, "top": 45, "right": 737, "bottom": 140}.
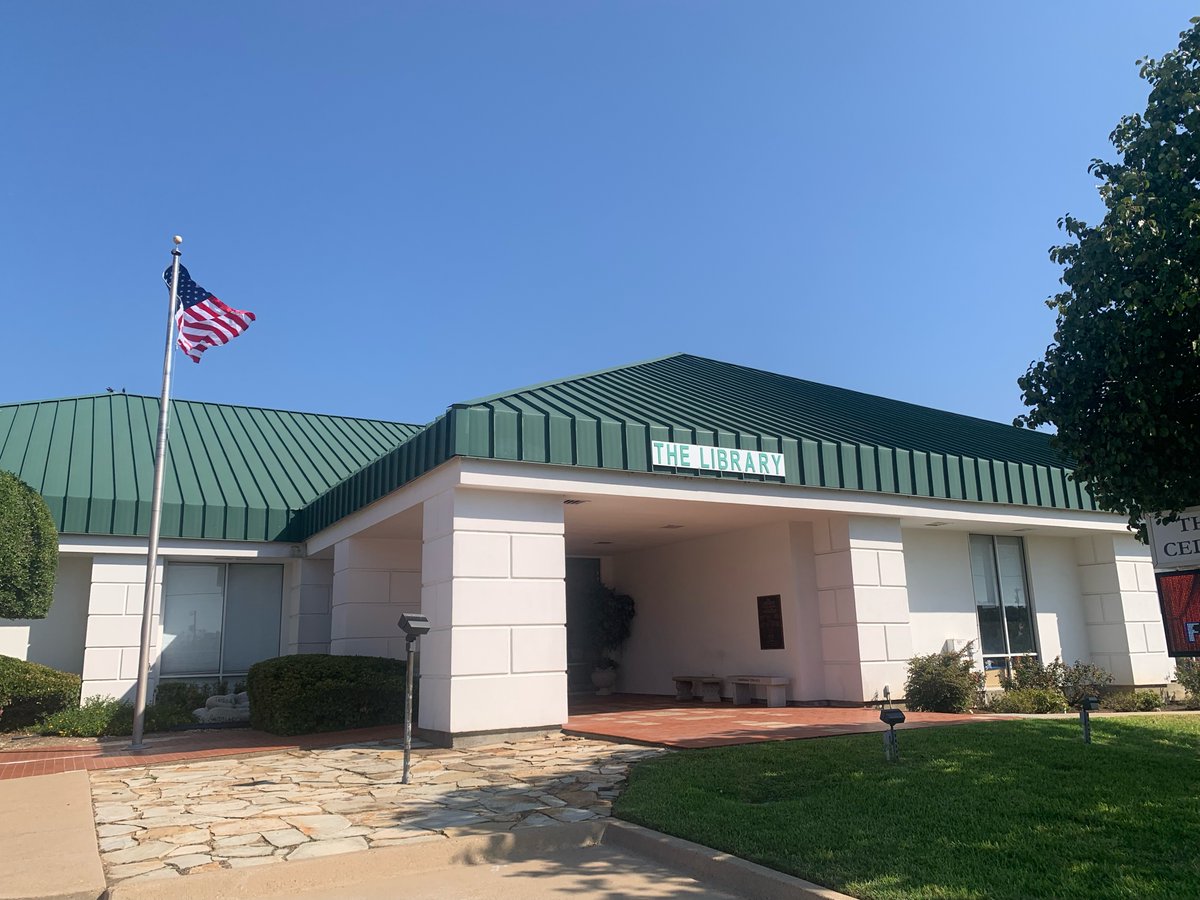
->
{"left": 565, "top": 557, "right": 601, "bottom": 693}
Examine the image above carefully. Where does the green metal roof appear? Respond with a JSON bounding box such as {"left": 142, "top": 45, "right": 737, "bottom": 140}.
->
{"left": 0, "top": 393, "right": 422, "bottom": 542}
{"left": 295, "top": 354, "right": 1097, "bottom": 540}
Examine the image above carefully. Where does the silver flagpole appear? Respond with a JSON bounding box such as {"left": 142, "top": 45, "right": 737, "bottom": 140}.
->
{"left": 131, "top": 235, "right": 183, "bottom": 749}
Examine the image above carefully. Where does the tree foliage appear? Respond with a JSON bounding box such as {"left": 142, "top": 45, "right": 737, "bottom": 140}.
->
{"left": 1017, "top": 19, "right": 1200, "bottom": 529}
{"left": 0, "top": 470, "right": 59, "bottom": 619}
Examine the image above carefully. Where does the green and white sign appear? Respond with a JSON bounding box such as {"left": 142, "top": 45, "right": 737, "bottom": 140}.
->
{"left": 651, "top": 440, "right": 786, "bottom": 478}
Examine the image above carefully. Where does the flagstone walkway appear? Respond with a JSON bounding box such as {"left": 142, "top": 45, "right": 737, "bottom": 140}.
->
{"left": 89, "top": 733, "right": 664, "bottom": 887}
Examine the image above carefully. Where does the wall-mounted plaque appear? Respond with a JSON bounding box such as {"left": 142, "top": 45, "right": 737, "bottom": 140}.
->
{"left": 757, "top": 594, "right": 785, "bottom": 650}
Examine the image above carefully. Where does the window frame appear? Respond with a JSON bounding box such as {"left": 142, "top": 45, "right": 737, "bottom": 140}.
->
{"left": 968, "top": 534, "right": 1041, "bottom": 683}
{"left": 159, "top": 561, "right": 283, "bottom": 683}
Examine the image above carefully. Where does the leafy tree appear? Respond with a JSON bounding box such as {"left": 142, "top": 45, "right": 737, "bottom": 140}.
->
{"left": 1017, "top": 19, "right": 1200, "bottom": 529}
{"left": 0, "top": 470, "right": 58, "bottom": 619}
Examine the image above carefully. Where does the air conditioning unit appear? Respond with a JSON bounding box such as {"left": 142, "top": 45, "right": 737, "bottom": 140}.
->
{"left": 942, "top": 638, "right": 972, "bottom": 654}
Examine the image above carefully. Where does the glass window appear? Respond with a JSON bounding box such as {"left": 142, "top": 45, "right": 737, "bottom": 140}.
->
{"left": 969, "top": 535, "right": 1037, "bottom": 680}
{"left": 160, "top": 563, "right": 282, "bottom": 679}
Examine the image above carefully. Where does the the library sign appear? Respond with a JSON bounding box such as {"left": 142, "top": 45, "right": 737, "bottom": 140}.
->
{"left": 650, "top": 440, "right": 786, "bottom": 478}
{"left": 1155, "top": 568, "right": 1200, "bottom": 657}
{"left": 1146, "top": 508, "right": 1200, "bottom": 569}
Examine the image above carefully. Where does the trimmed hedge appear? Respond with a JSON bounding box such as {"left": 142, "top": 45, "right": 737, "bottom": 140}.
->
{"left": 0, "top": 470, "right": 59, "bottom": 620}
{"left": 0, "top": 655, "right": 81, "bottom": 730}
{"left": 247, "top": 654, "right": 408, "bottom": 736}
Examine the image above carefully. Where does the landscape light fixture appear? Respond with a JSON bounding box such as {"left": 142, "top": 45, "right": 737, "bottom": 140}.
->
{"left": 1079, "top": 695, "right": 1100, "bottom": 744}
{"left": 879, "top": 707, "right": 906, "bottom": 762}
{"left": 397, "top": 613, "right": 431, "bottom": 783}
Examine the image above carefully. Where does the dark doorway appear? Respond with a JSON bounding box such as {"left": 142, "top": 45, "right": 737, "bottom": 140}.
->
{"left": 566, "top": 557, "right": 601, "bottom": 693}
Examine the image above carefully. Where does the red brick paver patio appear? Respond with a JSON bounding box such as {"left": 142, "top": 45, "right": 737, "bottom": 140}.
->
{"left": 0, "top": 696, "right": 1004, "bottom": 779}
{"left": 565, "top": 694, "right": 1002, "bottom": 748}
{"left": 0, "top": 723, "right": 407, "bottom": 780}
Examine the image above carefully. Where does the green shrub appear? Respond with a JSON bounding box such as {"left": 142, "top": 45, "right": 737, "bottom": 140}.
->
{"left": 35, "top": 695, "right": 196, "bottom": 737}
{"left": 988, "top": 688, "right": 1070, "bottom": 714}
{"left": 247, "top": 654, "right": 408, "bottom": 736}
{"left": 1175, "top": 658, "right": 1200, "bottom": 708}
{"left": 0, "top": 471, "right": 59, "bottom": 620}
{"left": 1102, "top": 689, "right": 1164, "bottom": 712}
{"left": 999, "top": 656, "right": 1113, "bottom": 708}
{"left": 0, "top": 655, "right": 81, "bottom": 730}
{"left": 904, "top": 644, "right": 978, "bottom": 713}
{"left": 1060, "top": 660, "right": 1113, "bottom": 707}
{"left": 37, "top": 696, "right": 128, "bottom": 737}
{"left": 1001, "top": 656, "right": 1064, "bottom": 692}
{"left": 154, "top": 680, "right": 212, "bottom": 715}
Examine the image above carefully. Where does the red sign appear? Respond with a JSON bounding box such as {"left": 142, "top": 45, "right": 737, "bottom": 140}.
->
{"left": 1155, "top": 568, "right": 1200, "bottom": 657}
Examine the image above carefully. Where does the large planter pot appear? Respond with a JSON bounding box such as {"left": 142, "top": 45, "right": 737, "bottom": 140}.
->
{"left": 591, "top": 667, "right": 618, "bottom": 695}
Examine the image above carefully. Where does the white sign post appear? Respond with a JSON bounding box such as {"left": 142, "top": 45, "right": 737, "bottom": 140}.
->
{"left": 1146, "top": 507, "right": 1200, "bottom": 570}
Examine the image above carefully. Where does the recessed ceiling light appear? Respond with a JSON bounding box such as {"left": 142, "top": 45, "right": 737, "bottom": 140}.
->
{"left": 593, "top": 540, "right": 614, "bottom": 545}
{"left": 661, "top": 524, "right": 685, "bottom": 529}
{"left": 925, "top": 522, "right": 949, "bottom": 527}
{"left": 563, "top": 499, "right": 588, "bottom": 505}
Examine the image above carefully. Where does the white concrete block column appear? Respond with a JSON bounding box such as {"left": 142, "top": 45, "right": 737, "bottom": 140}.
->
{"left": 813, "top": 515, "right": 913, "bottom": 703}
{"left": 330, "top": 538, "right": 421, "bottom": 659}
{"left": 286, "top": 558, "right": 334, "bottom": 654}
{"left": 419, "top": 488, "right": 567, "bottom": 742}
{"left": 81, "top": 555, "right": 163, "bottom": 701}
{"left": 1076, "top": 534, "right": 1172, "bottom": 685}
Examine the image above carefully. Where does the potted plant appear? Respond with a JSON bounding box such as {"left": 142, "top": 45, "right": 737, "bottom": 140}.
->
{"left": 586, "top": 583, "right": 636, "bottom": 695}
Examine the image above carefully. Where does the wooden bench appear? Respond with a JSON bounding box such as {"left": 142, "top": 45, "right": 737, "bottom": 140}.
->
{"left": 673, "top": 675, "right": 723, "bottom": 703}
{"left": 729, "top": 675, "right": 790, "bottom": 708}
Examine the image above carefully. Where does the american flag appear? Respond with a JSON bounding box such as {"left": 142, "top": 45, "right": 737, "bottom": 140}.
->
{"left": 164, "top": 264, "right": 256, "bottom": 363}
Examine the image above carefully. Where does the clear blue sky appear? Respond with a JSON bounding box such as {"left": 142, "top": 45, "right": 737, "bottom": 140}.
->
{"left": 0, "top": 4, "right": 1191, "bottom": 427}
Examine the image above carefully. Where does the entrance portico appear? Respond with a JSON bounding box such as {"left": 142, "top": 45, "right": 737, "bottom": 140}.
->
{"left": 309, "top": 449, "right": 1157, "bottom": 746}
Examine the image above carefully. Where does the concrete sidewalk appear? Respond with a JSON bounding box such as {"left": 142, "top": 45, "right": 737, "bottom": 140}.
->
{"left": 0, "top": 771, "right": 105, "bottom": 900}
{"left": 0, "top": 766, "right": 851, "bottom": 900}
{"left": 106, "top": 820, "right": 851, "bottom": 900}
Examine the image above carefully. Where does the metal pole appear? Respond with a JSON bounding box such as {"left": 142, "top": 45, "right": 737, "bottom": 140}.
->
{"left": 130, "top": 236, "right": 183, "bottom": 749}
{"left": 402, "top": 637, "right": 416, "bottom": 784}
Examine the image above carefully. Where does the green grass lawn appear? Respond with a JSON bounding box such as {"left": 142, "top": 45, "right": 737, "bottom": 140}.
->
{"left": 613, "top": 716, "right": 1200, "bottom": 899}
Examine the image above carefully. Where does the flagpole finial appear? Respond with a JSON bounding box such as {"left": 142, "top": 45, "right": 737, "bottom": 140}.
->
{"left": 172, "top": 235, "right": 183, "bottom": 245}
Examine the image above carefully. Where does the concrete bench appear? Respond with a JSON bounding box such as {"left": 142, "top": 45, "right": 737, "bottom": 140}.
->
{"left": 673, "top": 675, "right": 723, "bottom": 703}
{"left": 729, "top": 675, "right": 790, "bottom": 708}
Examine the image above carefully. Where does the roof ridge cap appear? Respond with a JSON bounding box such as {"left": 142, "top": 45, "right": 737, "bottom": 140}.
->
{"left": 0, "top": 393, "right": 421, "bottom": 429}
{"left": 451, "top": 352, "right": 687, "bottom": 408}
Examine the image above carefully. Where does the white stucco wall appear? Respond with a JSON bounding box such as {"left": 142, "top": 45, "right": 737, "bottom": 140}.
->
{"left": 0, "top": 555, "right": 92, "bottom": 673}
{"left": 610, "top": 520, "right": 823, "bottom": 701}
{"left": 1025, "top": 535, "right": 1090, "bottom": 666}
{"left": 903, "top": 528, "right": 978, "bottom": 657}
{"left": 1077, "top": 534, "right": 1172, "bottom": 685}
{"left": 418, "top": 488, "right": 568, "bottom": 737}
{"left": 330, "top": 538, "right": 420, "bottom": 659}
{"left": 285, "top": 558, "right": 333, "bottom": 654}
{"left": 81, "top": 555, "right": 163, "bottom": 700}
{"left": 905, "top": 529, "right": 1093, "bottom": 672}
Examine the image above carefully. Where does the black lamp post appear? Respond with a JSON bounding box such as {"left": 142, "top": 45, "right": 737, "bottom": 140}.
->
{"left": 397, "top": 613, "right": 431, "bottom": 784}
